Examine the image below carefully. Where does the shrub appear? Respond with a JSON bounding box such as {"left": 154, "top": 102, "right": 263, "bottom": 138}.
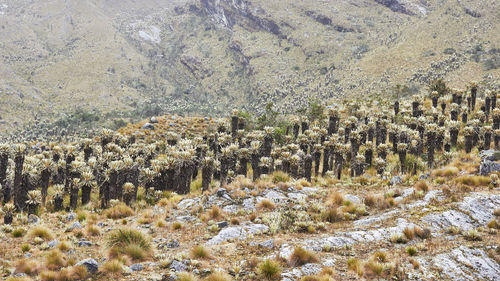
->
{"left": 104, "top": 203, "right": 134, "bottom": 219}
{"left": 289, "top": 247, "right": 318, "bottom": 267}
{"left": 190, "top": 245, "right": 211, "bottom": 259}
{"left": 257, "top": 259, "right": 282, "bottom": 280}
{"left": 107, "top": 229, "right": 151, "bottom": 261}
{"left": 230, "top": 218, "right": 240, "bottom": 225}
{"left": 28, "top": 226, "right": 54, "bottom": 240}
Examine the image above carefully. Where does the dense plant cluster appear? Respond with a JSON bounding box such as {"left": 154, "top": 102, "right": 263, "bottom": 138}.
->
{"left": 0, "top": 81, "right": 498, "bottom": 217}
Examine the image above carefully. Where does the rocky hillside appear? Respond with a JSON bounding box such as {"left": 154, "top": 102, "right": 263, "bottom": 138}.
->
{"left": 1, "top": 0, "right": 500, "bottom": 132}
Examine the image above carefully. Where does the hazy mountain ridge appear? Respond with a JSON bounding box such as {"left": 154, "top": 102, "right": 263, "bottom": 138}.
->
{"left": 0, "top": 0, "right": 499, "bottom": 135}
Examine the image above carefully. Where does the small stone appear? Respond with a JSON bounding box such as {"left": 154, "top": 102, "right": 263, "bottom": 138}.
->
{"left": 216, "top": 188, "right": 228, "bottom": 197}
{"left": 166, "top": 240, "right": 179, "bottom": 248}
{"left": 75, "top": 258, "right": 99, "bottom": 274}
{"left": 66, "top": 213, "right": 77, "bottom": 221}
{"left": 169, "top": 260, "right": 186, "bottom": 272}
{"left": 77, "top": 241, "right": 92, "bottom": 247}
{"left": 130, "top": 263, "right": 144, "bottom": 271}
{"left": 66, "top": 221, "right": 82, "bottom": 232}
{"left": 28, "top": 214, "right": 39, "bottom": 224}
{"left": 259, "top": 239, "right": 274, "bottom": 248}
{"left": 419, "top": 173, "right": 430, "bottom": 180}
{"left": 479, "top": 150, "right": 500, "bottom": 161}
{"left": 150, "top": 117, "right": 159, "bottom": 123}
{"left": 141, "top": 123, "right": 155, "bottom": 130}
{"left": 479, "top": 160, "right": 500, "bottom": 176}
{"left": 390, "top": 176, "right": 403, "bottom": 185}
{"left": 48, "top": 240, "right": 59, "bottom": 248}
{"left": 24, "top": 253, "right": 32, "bottom": 258}
{"left": 217, "top": 221, "right": 229, "bottom": 229}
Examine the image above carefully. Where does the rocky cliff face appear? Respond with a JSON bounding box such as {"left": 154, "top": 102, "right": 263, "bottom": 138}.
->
{"left": 0, "top": 0, "right": 499, "bottom": 135}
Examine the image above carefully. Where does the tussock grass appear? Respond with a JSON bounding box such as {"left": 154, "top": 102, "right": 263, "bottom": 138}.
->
{"left": 28, "top": 225, "right": 54, "bottom": 240}
{"left": 15, "top": 259, "right": 41, "bottom": 276}
{"left": 190, "top": 245, "right": 211, "bottom": 259}
{"left": 321, "top": 207, "right": 343, "bottom": 223}
{"left": 347, "top": 258, "right": 363, "bottom": 277}
{"left": 257, "top": 259, "right": 282, "bottom": 280}
{"left": 107, "top": 228, "right": 151, "bottom": 261}
{"left": 101, "top": 259, "right": 124, "bottom": 274}
{"left": 288, "top": 247, "right": 318, "bottom": 267}
{"left": 104, "top": 203, "right": 134, "bottom": 219}
{"left": 455, "top": 175, "right": 490, "bottom": 187}
{"left": 414, "top": 181, "right": 429, "bottom": 192}
{"left": 177, "top": 272, "right": 199, "bottom": 281}
{"left": 271, "top": 171, "right": 291, "bottom": 183}
{"left": 208, "top": 206, "right": 223, "bottom": 219}
{"left": 205, "top": 271, "right": 233, "bottom": 281}
{"left": 328, "top": 192, "right": 344, "bottom": 206}
{"left": 44, "top": 249, "right": 66, "bottom": 270}
{"left": 257, "top": 199, "right": 276, "bottom": 210}
{"left": 433, "top": 166, "right": 459, "bottom": 177}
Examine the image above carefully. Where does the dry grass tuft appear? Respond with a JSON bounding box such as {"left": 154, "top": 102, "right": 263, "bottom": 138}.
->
{"left": 28, "top": 225, "right": 54, "bottom": 240}
{"left": 257, "top": 199, "right": 276, "bottom": 210}
{"left": 288, "top": 247, "right": 319, "bottom": 267}
{"left": 257, "top": 259, "right": 282, "bottom": 280}
{"left": 104, "top": 203, "right": 134, "bottom": 219}
{"left": 328, "top": 192, "right": 344, "bottom": 206}
{"left": 208, "top": 206, "right": 223, "bottom": 219}
{"left": 101, "top": 259, "right": 124, "bottom": 274}
{"left": 16, "top": 259, "right": 41, "bottom": 276}
{"left": 347, "top": 258, "right": 363, "bottom": 277}
{"left": 107, "top": 228, "right": 152, "bottom": 261}
{"left": 190, "top": 245, "right": 211, "bottom": 259}
{"left": 414, "top": 181, "right": 429, "bottom": 192}
{"left": 205, "top": 271, "right": 233, "bottom": 281}
{"left": 455, "top": 175, "right": 490, "bottom": 187}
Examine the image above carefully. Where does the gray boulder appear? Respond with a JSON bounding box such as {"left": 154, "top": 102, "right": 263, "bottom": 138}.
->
{"left": 479, "top": 149, "right": 500, "bottom": 161}
{"left": 130, "top": 263, "right": 144, "bottom": 271}
{"left": 76, "top": 258, "right": 99, "bottom": 274}
{"left": 479, "top": 160, "right": 500, "bottom": 176}
{"left": 141, "top": 123, "right": 155, "bottom": 130}
{"left": 390, "top": 176, "right": 402, "bottom": 185}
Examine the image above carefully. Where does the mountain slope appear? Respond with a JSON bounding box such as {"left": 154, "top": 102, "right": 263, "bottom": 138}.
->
{"left": 0, "top": 0, "right": 499, "bottom": 135}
